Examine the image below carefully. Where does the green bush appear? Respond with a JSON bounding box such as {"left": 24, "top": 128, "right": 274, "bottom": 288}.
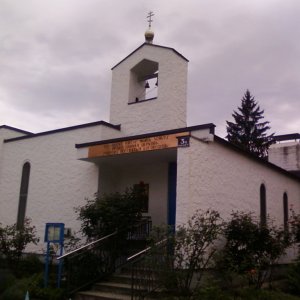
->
{"left": 0, "top": 218, "right": 39, "bottom": 268}
{"left": 232, "top": 288, "right": 300, "bottom": 300}
{"left": 149, "top": 210, "right": 223, "bottom": 297}
{"left": 1, "top": 278, "right": 28, "bottom": 300}
{"left": 287, "top": 261, "right": 300, "bottom": 295}
{"left": 1, "top": 273, "right": 66, "bottom": 300}
{"left": 14, "top": 254, "right": 43, "bottom": 278}
{"left": 0, "top": 269, "right": 16, "bottom": 294}
{"left": 218, "top": 211, "right": 290, "bottom": 289}
{"left": 76, "top": 185, "right": 146, "bottom": 240}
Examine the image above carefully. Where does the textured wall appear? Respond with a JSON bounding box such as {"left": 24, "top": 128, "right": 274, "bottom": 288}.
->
{"left": 110, "top": 44, "right": 188, "bottom": 135}
{"left": 176, "top": 137, "right": 300, "bottom": 227}
{"left": 269, "top": 142, "right": 300, "bottom": 172}
{"left": 0, "top": 127, "right": 29, "bottom": 186}
{"left": 0, "top": 124, "right": 121, "bottom": 252}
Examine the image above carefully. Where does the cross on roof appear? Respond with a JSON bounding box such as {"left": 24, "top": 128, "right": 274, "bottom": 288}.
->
{"left": 147, "top": 11, "right": 154, "bottom": 29}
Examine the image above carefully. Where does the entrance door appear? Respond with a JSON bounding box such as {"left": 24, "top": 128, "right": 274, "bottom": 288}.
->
{"left": 167, "top": 162, "right": 177, "bottom": 228}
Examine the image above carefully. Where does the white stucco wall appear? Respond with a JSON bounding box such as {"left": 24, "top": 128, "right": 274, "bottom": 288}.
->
{"left": 269, "top": 142, "right": 300, "bottom": 172}
{"left": 176, "top": 136, "right": 300, "bottom": 227}
{"left": 0, "top": 123, "right": 121, "bottom": 252}
{"left": 0, "top": 127, "right": 30, "bottom": 187}
{"left": 110, "top": 44, "right": 188, "bottom": 136}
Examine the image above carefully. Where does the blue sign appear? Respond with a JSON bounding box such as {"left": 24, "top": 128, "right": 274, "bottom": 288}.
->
{"left": 44, "top": 223, "right": 65, "bottom": 288}
{"left": 177, "top": 136, "right": 190, "bottom": 147}
{"left": 44, "top": 223, "right": 64, "bottom": 243}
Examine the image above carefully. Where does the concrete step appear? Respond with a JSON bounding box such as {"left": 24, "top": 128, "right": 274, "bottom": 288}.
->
{"left": 93, "top": 281, "right": 135, "bottom": 295}
{"left": 75, "top": 290, "right": 132, "bottom": 300}
{"left": 75, "top": 267, "right": 161, "bottom": 300}
{"left": 110, "top": 273, "right": 132, "bottom": 285}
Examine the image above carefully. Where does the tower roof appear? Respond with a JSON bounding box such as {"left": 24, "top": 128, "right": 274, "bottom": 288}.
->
{"left": 111, "top": 43, "right": 189, "bottom": 70}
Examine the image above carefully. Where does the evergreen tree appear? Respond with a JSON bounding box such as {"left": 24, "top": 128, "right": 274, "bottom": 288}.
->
{"left": 226, "top": 90, "right": 274, "bottom": 158}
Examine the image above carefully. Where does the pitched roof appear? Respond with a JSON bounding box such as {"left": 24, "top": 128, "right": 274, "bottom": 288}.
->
{"left": 0, "top": 125, "right": 32, "bottom": 135}
{"left": 111, "top": 43, "right": 189, "bottom": 70}
{"left": 4, "top": 121, "right": 120, "bottom": 143}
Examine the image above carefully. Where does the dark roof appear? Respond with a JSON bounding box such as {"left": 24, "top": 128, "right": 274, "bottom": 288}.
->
{"left": 76, "top": 123, "right": 215, "bottom": 148}
{"left": 111, "top": 43, "right": 189, "bottom": 70}
{"left": 4, "top": 121, "right": 120, "bottom": 143}
{"left": 0, "top": 125, "right": 32, "bottom": 135}
{"left": 274, "top": 133, "right": 300, "bottom": 142}
{"left": 290, "top": 170, "right": 300, "bottom": 178}
{"left": 214, "top": 135, "right": 300, "bottom": 182}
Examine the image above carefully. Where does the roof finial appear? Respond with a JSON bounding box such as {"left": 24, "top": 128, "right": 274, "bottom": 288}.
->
{"left": 147, "top": 11, "right": 154, "bottom": 29}
{"left": 145, "top": 11, "right": 155, "bottom": 44}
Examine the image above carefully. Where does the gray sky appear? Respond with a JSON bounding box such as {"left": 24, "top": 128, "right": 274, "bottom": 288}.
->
{"left": 0, "top": 0, "right": 299, "bottom": 138}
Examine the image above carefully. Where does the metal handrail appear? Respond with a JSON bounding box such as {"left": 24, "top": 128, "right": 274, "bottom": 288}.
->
{"left": 129, "top": 237, "right": 170, "bottom": 299}
{"left": 58, "top": 218, "right": 153, "bottom": 296}
{"left": 127, "top": 238, "right": 167, "bottom": 262}
{"left": 57, "top": 231, "right": 117, "bottom": 260}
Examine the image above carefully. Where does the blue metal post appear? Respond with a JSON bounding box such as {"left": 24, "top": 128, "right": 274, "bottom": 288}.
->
{"left": 44, "top": 242, "right": 50, "bottom": 287}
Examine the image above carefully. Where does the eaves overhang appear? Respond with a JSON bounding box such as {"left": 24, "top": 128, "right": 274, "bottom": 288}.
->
{"left": 4, "top": 121, "right": 120, "bottom": 143}
{"left": 76, "top": 123, "right": 215, "bottom": 161}
{"left": 76, "top": 123, "right": 215, "bottom": 149}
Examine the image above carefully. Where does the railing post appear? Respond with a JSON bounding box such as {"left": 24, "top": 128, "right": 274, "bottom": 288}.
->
{"left": 131, "top": 262, "right": 134, "bottom": 300}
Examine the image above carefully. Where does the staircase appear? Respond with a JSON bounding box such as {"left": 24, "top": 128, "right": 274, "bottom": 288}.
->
{"left": 74, "top": 239, "right": 168, "bottom": 300}
{"left": 75, "top": 269, "right": 162, "bottom": 300}
{"left": 57, "top": 219, "right": 169, "bottom": 299}
{"left": 75, "top": 270, "right": 134, "bottom": 300}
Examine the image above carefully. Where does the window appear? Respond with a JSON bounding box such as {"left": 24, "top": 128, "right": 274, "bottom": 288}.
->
{"left": 283, "top": 192, "right": 288, "bottom": 231}
{"left": 17, "top": 162, "right": 31, "bottom": 229}
{"left": 260, "top": 184, "right": 267, "bottom": 227}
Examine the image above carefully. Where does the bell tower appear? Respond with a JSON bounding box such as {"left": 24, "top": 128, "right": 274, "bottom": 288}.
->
{"left": 109, "top": 14, "right": 189, "bottom": 136}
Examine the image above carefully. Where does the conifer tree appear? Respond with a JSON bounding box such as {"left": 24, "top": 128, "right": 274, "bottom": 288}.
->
{"left": 226, "top": 90, "right": 274, "bottom": 158}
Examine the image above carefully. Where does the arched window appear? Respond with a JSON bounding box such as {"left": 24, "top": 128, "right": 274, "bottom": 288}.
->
{"left": 283, "top": 192, "right": 288, "bottom": 231}
{"left": 17, "top": 162, "right": 31, "bottom": 229}
{"left": 260, "top": 184, "right": 267, "bottom": 227}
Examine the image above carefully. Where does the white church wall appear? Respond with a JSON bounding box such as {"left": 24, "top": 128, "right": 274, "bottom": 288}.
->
{"left": 269, "top": 141, "right": 300, "bottom": 172}
{"left": 110, "top": 44, "right": 188, "bottom": 136}
{"left": 176, "top": 137, "right": 300, "bottom": 227}
{"left": 0, "top": 127, "right": 30, "bottom": 187}
{"left": 0, "top": 124, "right": 121, "bottom": 252}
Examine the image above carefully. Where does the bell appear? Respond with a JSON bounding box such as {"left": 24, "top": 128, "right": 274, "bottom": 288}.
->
{"left": 145, "top": 81, "right": 150, "bottom": 89}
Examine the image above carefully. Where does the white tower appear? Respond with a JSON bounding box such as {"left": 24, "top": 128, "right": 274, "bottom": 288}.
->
{"left": 109, "top": 14, "right": 188, "bottom": 136}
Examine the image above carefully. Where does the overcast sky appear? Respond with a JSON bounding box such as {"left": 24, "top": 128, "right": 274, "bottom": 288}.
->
{"left": 0, "top": 0, "right": 299, "bottom": 138}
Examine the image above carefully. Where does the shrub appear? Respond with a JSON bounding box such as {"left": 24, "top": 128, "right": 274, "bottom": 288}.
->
{"left": 76, "top": 185, "right": 146, "bottom": 240}
{"left": 151, "top": 210, "right": 223, "bottom": 297}
{"left": 1, "top": 273, "right": 66, "bottom": 300}
{"left": 0, "top": 218, "right": 39, "bottom": 268}
{"left": 219, "top": 211, "right": 290, "bottom": 289}
{"left": 0, "top": 269, "right": 16, "bottom": 294}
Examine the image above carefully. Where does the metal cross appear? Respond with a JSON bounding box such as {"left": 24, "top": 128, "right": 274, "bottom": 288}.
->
{"left": 147, "top": 11, "right": 154, "bottom": 29}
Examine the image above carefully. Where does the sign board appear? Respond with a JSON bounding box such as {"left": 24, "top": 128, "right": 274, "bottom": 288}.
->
{"left": 88, "top": 132, "right": 189, "bottom": 158}
{"left": 44, "top": 223, "right": 65, "bottom": 288}
{"left": 177, "top": 136, "right": 190, "bottom": 147}
{"left": 44, "top": 223, "right": 64, "bottom": 243}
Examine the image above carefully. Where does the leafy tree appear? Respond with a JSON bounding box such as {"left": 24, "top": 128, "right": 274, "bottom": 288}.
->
{"left": 226, "top": 90, "right": 274, "bottom": 158}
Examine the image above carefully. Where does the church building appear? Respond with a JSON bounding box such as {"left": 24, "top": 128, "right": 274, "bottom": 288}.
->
{"left": 0, "top": 25, "right": 299, "bottom": 253}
